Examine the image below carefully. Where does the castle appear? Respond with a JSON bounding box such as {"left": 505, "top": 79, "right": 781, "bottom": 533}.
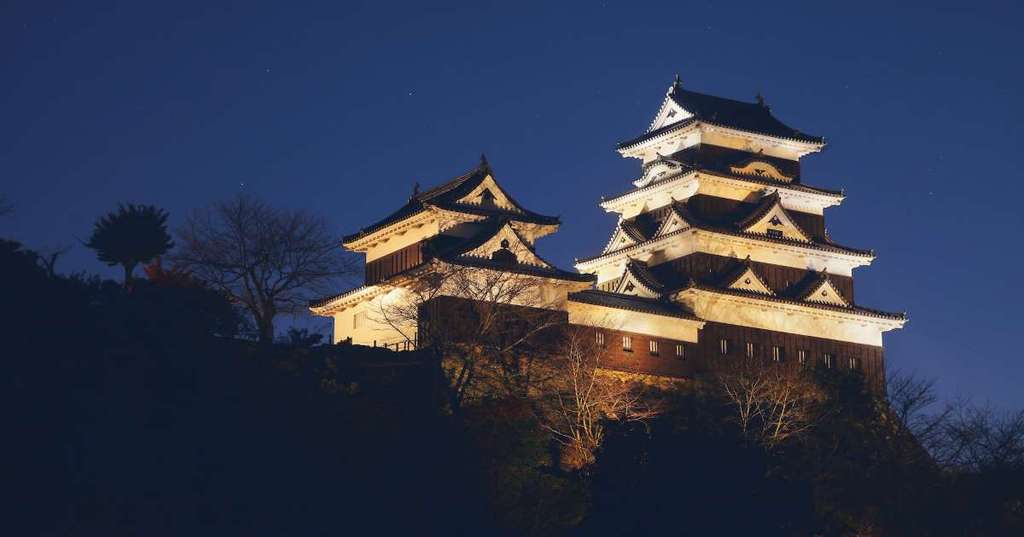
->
{"left": 310, "top": 78, "right": 906, "bottom": 383}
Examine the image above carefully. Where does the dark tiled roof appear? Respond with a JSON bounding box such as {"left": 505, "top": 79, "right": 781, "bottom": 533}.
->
{"left": 620, "top": 259, "right": 665, "bottom": 294}
{"left": 580, "top": 196, "right": 872, "bottom": 264}
{"left": 618, "top": 86, "right": 824, "bottom": 149}
{"left": 310, "top": 285, "right": 370, "bottom": 308}
{"left": 792, "top": 270, "right": 849, "bottom": 304}
{"left": 679, "top": 279, "right": 906, "bottom": 321}
{"left": 568, "top": 289, "right": 700, "bottom": 320}
{"left": 343, "top": 161, "right": 559, "bottom": 244}
{"left": 672, "top": 144, "right": 803, "bottom": 179}
{"left": 717, "top": 256, "right": 773, "bottom": 295}
{"left": 601, "top": 170, "right": 842, "bottom": 209}
{"left": 439, "top": 216, "right": 593, "bottom": 282}
{"left": 446, "top": 255, "right": 596, "bottom": 283}
{"left": 734, "top": 191, "right": 814, "bottom": 242}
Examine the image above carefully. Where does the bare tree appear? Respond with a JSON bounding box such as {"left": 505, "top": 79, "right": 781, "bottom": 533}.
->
{"left": 534, "top": 326, "right": 662, "bottom": 470}
{"left": 887, "top": 370, "right": 954, "bottom": 457}
{"left": 376, "top": 260, "right": 565, "bottom": 411}
{"left": 174, "top": 194, "right": 354, "bottom": 343}
{"left": 36, "top": 245, "right": 71, "bottom": 278}
{"left": 934, "top": 405, "right": 1024, "bottom": 472}
{"left": 713, "top": 358, "right": 824, "bottom": 448}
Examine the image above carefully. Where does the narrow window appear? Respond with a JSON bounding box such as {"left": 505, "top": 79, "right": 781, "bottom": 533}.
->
{"left": 719, "top": 338, "right": 729, "bottom": 355}
{"left": 848, "top": 356, "right": 861, "bottom": 370}
{"left": 823, "top": 353, "right": 834, "bottom": 369}
{"left": 745, "top": 342, "right": 755, "bottom": 358}
{"left": 772, "top": 345, "right": 784, "bottom": 362}
{"left": 766, "top": 229, "right": 783, "bottom": 239}
{"left": 596, "top": 331, "right": 605, "bottom": 347}
{"left": 622, "top": 335, "right": 632, "bottom": 352}
{"left": 676, "top": 344, "right": 685, "bottom": 358}
{"left": 649, "top": 340, "right": 659, "bottom": 355}
{"left": 798, "top": 349, "right": 807, "bottom": 365}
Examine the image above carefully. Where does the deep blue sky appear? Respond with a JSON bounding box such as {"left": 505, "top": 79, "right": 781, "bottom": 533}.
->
{"left": 3, "top": 1, "right": 1021, "bottom": 409}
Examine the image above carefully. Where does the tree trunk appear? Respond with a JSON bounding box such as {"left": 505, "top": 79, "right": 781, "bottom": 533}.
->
{"left": 122, "top": 262, "right": 136, "bottom": 290}
{"left": 256, "top": 310, "right": 275, "bottom": 344}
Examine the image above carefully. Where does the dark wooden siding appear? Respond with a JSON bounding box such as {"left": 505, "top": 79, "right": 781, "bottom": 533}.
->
{"left": 687, "top": 194, "right": 826, "bottom": 241}
{"left": 689, "top": 321, "right": 884, "bottom": 387}
{"left": 365, "top": 242, "right": 425, "bottom": 285}
{"left": 570, "top": 320, "right": 883, "bottom": 388}
{"left": 414, "top": 297, "right": 884, "bottom": 389}
{"left": 576, "top": 326, "right": 696, "bottom": 379}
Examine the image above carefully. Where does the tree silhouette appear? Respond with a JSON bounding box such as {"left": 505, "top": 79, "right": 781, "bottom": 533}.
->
{"left": 86, "top": 204, "right": 174, "bottom": 287}
{"left": 173, "top": 194, "right": 352, "bottom": 343}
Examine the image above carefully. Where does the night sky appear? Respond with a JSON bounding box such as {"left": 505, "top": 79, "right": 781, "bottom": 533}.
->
{"left": 3, "top": 1, "right": 1022, "bottom": 410}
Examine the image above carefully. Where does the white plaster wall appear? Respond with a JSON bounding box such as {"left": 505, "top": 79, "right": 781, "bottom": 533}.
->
{"left": 675, "top": 289, "right": 890, "bottom": 346}
{"left": 567, "top": 302, "right": 703, "bottom": 342}
{"left": 363, "top": 220, "right": 440, "bottom": 262}
{"left": 331, "top": 287, "right": 417, "bottom": 346}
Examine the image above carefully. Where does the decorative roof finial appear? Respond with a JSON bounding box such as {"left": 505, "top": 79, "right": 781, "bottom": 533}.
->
{"left": 755, "top": 92, "right": 768, "bottom": 108}
{"left": 480, "top": 152, "right": 489, "bottom": 169}
{"left": 411, "top": 181, "right": 420, "bottom": 198}
{"left": 672, "top": 73, "right": 683, "bottom": 91}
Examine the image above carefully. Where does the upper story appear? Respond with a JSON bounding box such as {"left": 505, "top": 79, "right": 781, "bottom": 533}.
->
{"left": 617, "top": 75, "right": 825, "bottom": 165}
{"left": 341, "top": 156, "right": 590, "bottom": 288}
{"left": 577, "top": 79, "right": 873, "bottom": 289}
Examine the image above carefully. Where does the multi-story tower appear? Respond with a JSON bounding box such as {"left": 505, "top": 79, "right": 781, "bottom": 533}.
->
{"left": 573, "top": 78, "right": 905, "bottom": 382}
{"left": 310, "top": 157, "right": 593, "bottom": 347}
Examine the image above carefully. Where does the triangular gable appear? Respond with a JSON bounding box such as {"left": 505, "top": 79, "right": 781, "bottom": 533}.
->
{"left": 603, "top": 220, "right": 641, "bottom": 254}
{"left": 725, "top": 264, "right": 775, "bottom": 296}
{"left": 799, "top": 276, "right": 850, "bottom": 307}
{"left": 635, "top": 156, "right": 683, "bottom": 187}
{"left": 647, "top": 92, "right": 693, "bottom": 132}
{"left": 729, "top": 160, "right": 792, "bottom": 182}
{"left": 456, "top": 174, "right": 524, "bottom": 213}
{"left": 655, "top": 205, "right": 692, "bottom": 237}
{"left": 614, "top": 263, "right": 661, "bottom": 299}
{"left": 739, "top": 196, "right": 811, "bottom": 242}
{"left": 460, "top": 223, "right": 551, "bottom": 268}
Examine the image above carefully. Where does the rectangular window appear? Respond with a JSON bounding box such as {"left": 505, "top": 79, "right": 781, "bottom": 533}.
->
{"left": 676, "top": 344, "right": 685, "bottom": 358}
{"left": 719, "top": 338, "right": 729, "bottom": 355}
{"left": 823, "top": 353, "right": 834, "bottom": 369}
{"left": 622, "top": 335, "right": 632, "bottom": 352}
{"left": 798, "top": 349, "right": 807, "bottom": 365}
{"left": 772, "top": 345, "right": 784, "bottom": 362}
{"left": 649, "top": 340, "right": 659, "bottom": 355}
{"left": 353, "top": 312, "right": 365, "bottom": 329}
{"left": 595, "top": 331, "right": 605, "bottom": 347}
{"left": 766, "top": 229, "right": 783, "bottom": 239}
{"left": 745, "top": 342, "right": 755, "bottom": 358}
{"left": 848, "top": 356, "right": 861, "bottom": 370}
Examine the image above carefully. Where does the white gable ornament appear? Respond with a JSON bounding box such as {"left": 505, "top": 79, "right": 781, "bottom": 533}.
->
{"left": 727, "top": 264, "right": 775, "bottom": 295}
{"left": 730, "top": 160, "right": 792, "bottom": 182}
{"left": 456, "top": 175, "right": 523, "bottom": 213}
{"left": 741, "top": 198, "right": 811, "bottom": 242}
{"left": 461, "top": 223, "right": 550, "bottom": 268}
{"left": 802, "top": 276, "right": 850, "bottom": 307}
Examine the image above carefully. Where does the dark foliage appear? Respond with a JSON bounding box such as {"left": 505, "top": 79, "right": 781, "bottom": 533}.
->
{"left": 85, "top": 203, "right": 174, "bottom": 287}
{"left": 6, "top": 238, "right": 493, "bottom": 535}
{"left": 5, "top": 238, "right": 1022, "bottom": 535}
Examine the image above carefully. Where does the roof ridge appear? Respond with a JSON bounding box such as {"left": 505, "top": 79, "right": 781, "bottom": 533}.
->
{"left": 680, "top": 281, "right": 906, "bottom": 321}
{"left": 720, "top": 256, "right": 774, "bottom": 295}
